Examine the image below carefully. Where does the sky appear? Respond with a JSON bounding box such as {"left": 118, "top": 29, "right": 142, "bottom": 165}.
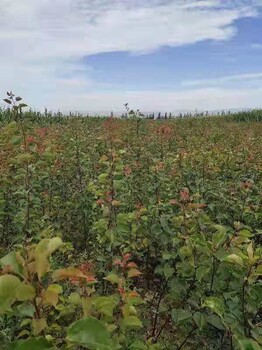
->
{"left": 0, "top": 0, "right": 262, "bottom": 113}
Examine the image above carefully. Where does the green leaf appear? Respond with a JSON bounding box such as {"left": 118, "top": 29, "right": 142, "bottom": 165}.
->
{"left": 247, "top": 243, "right": 254, "bottom": 260}
{"left": 196, "top": 265, "right": 210, "bottom": 282}
{"left": 163, "top": 264, "right": 175, "bottom": 279}
{"left": 16, "top": 284, "right": 36, "bottom": 301}
{"left": 46, "top": 237, "right": 63, "bottom": 256}
{"left": 3, "top": 98, "right": 12, "bottom": 105}
{"left": 0, "top": 275, "right": 21, "bottom": 314}
{"left": 67, "top": 316, "right": 112, "bottom": 349}
{"left": 238, "top": 338, "right": 261, "bottom": 350}
{"left": 69, "top": 292, "right": 82, "bottom": 305}
{"left": 32, "top": 318, "right": 47, "bottom": 336}
{"left": 34, "top": 240, "right": 50, "bottom": 280}
{"left": 239, "top": 229, "right": 253, "bottom": 238}
{"left": 0, "top": 252, "right": 23, "bottom": 275}
{"left": 127, "top": 268, "right": 142, "bottom": 278}
{"left": 206, "top": 315, "right": 225, "bottom": 330}
{"left": 16, "top": 153, "right": 33, "bottom": 163}
{"left": 47, "top": 284, "right": 63, "bottom": 294}
{"left": 104, "top": 273, "right": 119, "bottom": 284}
{"left": 193, "top": 312, "right": 206, "bottom": 330}
{"left": 171, "top": 308, "right": 192, "bottom": 324}
{"left": 82, "top": 298, "right": 93, "bottom": 317}
{"left": 98, "top": 173, "right": 108, "bottom": 184}
{"left": 17, "top": 303, "right": 35, "bottom": 317}
{"left": 223, "top": 254, "right": 243, "bottom": 267}
{"left": 179, "top": 246, "right": 193, "bottom": 258}
{"left": 7, "top": 338, "right": 53, "bottom": 350}
{"left": 212, "top": 225, "right": 227, "bottom": 249}
{"left": 203, "top": 297, "right": 224, "bottom": 317}
{"left": 17, "top": 330, "right": 30, "bottom": 339}
{"left": 18, "top": 103, "right": 28, "bottom": 108}
{"left": 254, "top": 265, "right": 262, "bottom": 276}
{"left": 35, "top": 238, "right": 63, "bottom": 279}
{"left": 11, "top": 136, "right": 23, "bottom": 146}
{"left": 162, "top": 252, "right": 173, "bottom": 260}
{"left": 44, "top": 284, "right": 62, "bottom": 307}
{"left": 129, "top": 340, "right": 147, "bottom": 350}
{"left": 93, "top": 296, "right": 118, "bottom": 317}
{"left": 123, "top": 316, "right": 143, "bottom": 328}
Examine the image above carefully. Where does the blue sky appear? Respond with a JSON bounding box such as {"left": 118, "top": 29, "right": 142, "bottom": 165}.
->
{"left": 0, "top": 0, "right": 262, "bottom": 113}
{"left": 84, "top": 17, "right": 262, "bottom": 91}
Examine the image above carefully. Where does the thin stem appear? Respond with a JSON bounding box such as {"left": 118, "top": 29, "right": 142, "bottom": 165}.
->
{"left": 242, "top": 266, "right": 252, "bottom": 337}
{"left": 151, "top": 280, "right": 168, "bottom": 339}
{"left": 177, "top": 328, "right": 195, "bottom": 350}
{"left": 210, "top": 256, "right": 217, "bottom": 293}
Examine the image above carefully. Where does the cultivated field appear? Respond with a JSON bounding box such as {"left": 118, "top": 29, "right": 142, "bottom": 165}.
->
{"left": 0, "top": 99, "right": 261, "bottom": 349}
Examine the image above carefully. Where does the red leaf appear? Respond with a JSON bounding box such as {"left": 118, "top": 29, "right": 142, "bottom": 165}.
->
{"left": 127, "top": 262, "right": 138, "bottom": 268}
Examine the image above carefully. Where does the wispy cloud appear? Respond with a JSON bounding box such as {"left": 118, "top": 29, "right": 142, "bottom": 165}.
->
{"left": 0, "top": 0, "right": 260, "bottom": 110}
{"left": 0, "top": 0, "right": 257, "bottom": 59}
{"left": 182, "top": 72, "right": 262, "bottom": 87}
{"left": 251, "top": 43, "right": 262, "bottom": 49}
{"left": 48, "top": 87, "right": 262, "bottom": 113}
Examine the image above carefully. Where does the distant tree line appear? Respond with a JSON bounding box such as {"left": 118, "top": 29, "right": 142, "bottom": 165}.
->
{"left": 119, "top": 109, "right": 262, "bottom": 122}
{"left": 1, "top": 100, "right": 262, "bottom": 124}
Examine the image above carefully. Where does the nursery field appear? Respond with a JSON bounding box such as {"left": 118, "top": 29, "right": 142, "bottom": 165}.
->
{"left": 0, "top": 102, "right": 261, "bottom": 349}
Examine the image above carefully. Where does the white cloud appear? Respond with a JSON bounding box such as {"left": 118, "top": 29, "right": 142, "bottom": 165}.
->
{"left": 183, "top": 72, "right": 262, "bottom": 87}
{"left": 46, "top": 87, "right": 262, "bottom": 113}
{"left": 251, "top": 43, "right": 262, "bottom": 49}
{"left": 0, "top": 0, "right": 256, "bottom": 60}
{"left": 0, "top": 0, "right": 260, "bottom": 111}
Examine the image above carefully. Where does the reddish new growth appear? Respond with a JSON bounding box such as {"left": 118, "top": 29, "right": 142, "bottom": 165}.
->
{"left": 129, "top": 291, "right": 139, "bottom": 298}
{"left": 36, "top": 127, "right": 49, "bottom": 138}
{"left": 79, "top": 262, "right": 93, "bottom": 275}
{"left": 102, "top": 116, "right": 120, "bottom": 141}
{"left": 96, "top": 190, "right": 115, "bottom": 206}
{"left": 96, "top": 199, "right": 105, "bottom": 206}
{"left": 26, "top": 136, "right": 36, "bottom": 144}
{"left": 180, "top": 188, "right": 190, "bottom": 202}
{"left": 155, "top": 125, "right": 172, "bottom": 136}
{"left": 26, "top": 130, "right": 47, "bottom": 154}
{"left": 155, "top": 162, "right": 165, "bottom": 171}
{"left": 105, "top": 191, "right": 113, "bottom": 203}
{"left": 70, "top": 261, "right": 97, "bottom": 286}
{"left": 114, "top": 253, "right": 141, "bottom": 300}
{"left": 124, "top": 165, "right": 132, "bottom": 176}
{"left": 118, "top": 287, "right": 126, "bottom": 297}
{"left": 241, "top": 181, "right": 252, "bottom": 190}
{"left": 135, "top": 202, "right": 144, "bottom": 210}
{"left": 113, "top": 253, "right": 138, "bottom": 269}
{"left": 54, "top": 159, "right": 63, "bottom": 170}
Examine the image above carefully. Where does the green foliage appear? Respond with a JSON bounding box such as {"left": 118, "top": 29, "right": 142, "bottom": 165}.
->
{"left": 0, "top": 238, "right": 146, "bottom": 349}
{"left": 0, "top": 275, "right": 21, "bottom": 313}
{"left": 4, "top": 338, "right": 53, "bottom": 350}
{"left": 67, "top": 317, "right": 112, "bottom": 349}
{"left": 0, "top": 93, "right": 261, "bottom": 349}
